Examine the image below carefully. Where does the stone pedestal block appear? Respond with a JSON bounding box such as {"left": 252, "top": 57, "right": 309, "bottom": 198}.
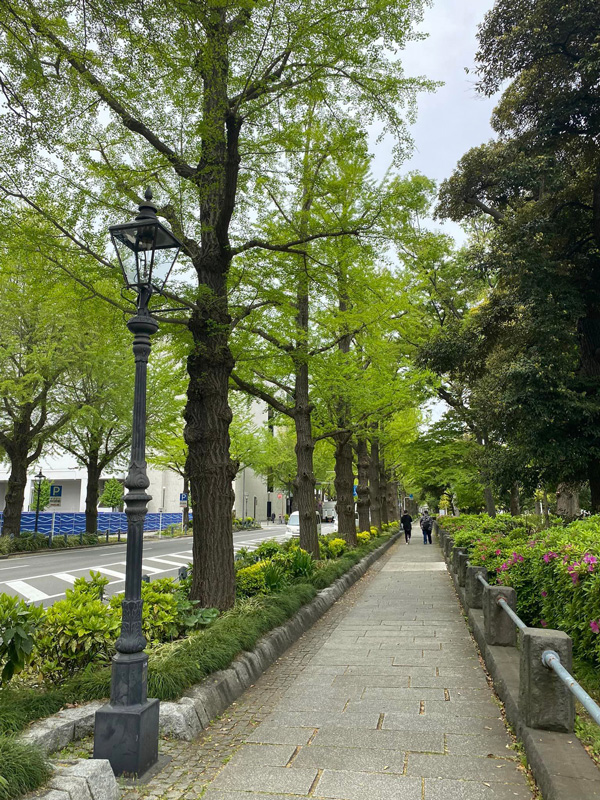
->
{"left": 519, "top": 627, "right": 574, "bottom": 732}
{"left": 93, "top": 698, "right": 159, "bottom": 778}
{"left": 465, "top": 566, "right": 488, "bottom": 609}
{"left": 483, "top": 585, "right": 517, "bottom": 647}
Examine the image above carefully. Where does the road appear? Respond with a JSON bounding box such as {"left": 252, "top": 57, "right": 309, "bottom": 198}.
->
{"left": 0, "top": 523, "right": 337, "bottom": 606}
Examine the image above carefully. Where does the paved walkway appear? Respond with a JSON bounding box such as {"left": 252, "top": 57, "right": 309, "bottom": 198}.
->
{"left": 124, "top": 533, "right": 533, "bottom": 800}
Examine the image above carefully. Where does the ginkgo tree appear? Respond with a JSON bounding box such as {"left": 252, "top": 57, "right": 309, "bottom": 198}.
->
{"left": 0, "top": 0, "right": 432, "bottom": 607}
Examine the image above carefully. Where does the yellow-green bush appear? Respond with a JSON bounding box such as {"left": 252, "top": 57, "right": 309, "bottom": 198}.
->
{"left": 235, "top": 561, "right": 268, "bottom": 596}
{"left": 357, "top": 532, "right": 370, "bottom": 546}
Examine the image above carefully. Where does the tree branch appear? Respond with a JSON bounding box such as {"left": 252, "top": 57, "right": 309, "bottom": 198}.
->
{"left": 230, "top": 372, "right": 293, "bottom": 417}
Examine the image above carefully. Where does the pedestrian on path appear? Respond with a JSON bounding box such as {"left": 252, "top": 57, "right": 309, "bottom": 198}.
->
{"left": 420, "top": 511, "right": 433, "bottom": 544}
{"left": 400, "top": 509, "right": 412, "bottom": 543}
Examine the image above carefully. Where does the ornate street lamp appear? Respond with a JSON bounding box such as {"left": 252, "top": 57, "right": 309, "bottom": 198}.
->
{"left": 94, "top": 189, "right": 182, "bottom": 778}
{"left": 33, "top": 469, "right": 45, "bottom": 533}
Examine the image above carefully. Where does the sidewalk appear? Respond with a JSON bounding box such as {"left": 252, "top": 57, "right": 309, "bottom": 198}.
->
{"left": 124, "top": 533, "right": 533, "bottom": 800}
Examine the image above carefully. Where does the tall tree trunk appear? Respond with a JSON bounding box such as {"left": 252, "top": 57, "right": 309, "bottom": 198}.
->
{"left": 85, "top": 449, "right": 101, "bottom": 534}
{"left": 556, "top": 483, "right": 580, "bottom": 520}
{"left": 334, "top": 433, "right": 356, "bottom": 546}
{"left": 2, "top": 450, "right": 28, "bottom": 537}
{"left": 183, "top": 475, "right": 190, "bottom": 531}
{"left": 185, "top": 12, "right": 241, "bottom": 610}
{"left": 387, "top": 479, "right": 399, "bottom": 522}
{"left": 484, "top": 486, "right": 496, "bottom": 518}
{"left": 356, "top": 435, "right": 370, "bottom": 532}
{"left": 509, "top": 482, "right": 520, "bottom": 517}
{"left": 590, "top": 461, "right": 600, "bottom": 514}
{"left": 542, "top": 489, "right": 550, "bottom": 528}
{"left": 332, "top": 272, "right": 355, "bottom": 545}
{"left": 379, "top": 460, "right": 389, "bottom": 526}
{"left": 293, "top": 359, "right": 318, "bottom": 557}
{"left": 369, "top": 434, "right": 382, "bottom": 530}
{"left": 186, "top": 272, "right": 237, "bottom": 610}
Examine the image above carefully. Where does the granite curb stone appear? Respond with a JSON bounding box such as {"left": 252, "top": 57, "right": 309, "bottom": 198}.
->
{"left": 36, "top": 760, "right": 118, "bottom": 800}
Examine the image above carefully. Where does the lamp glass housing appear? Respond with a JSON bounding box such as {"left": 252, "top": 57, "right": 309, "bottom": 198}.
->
{"left": 110, "top": 219, "right": 181, "bottom": 293}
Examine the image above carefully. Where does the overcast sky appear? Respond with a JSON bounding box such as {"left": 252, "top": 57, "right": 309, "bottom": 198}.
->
{"left": 373, "top": 0, "right": 500, "bottom": 242}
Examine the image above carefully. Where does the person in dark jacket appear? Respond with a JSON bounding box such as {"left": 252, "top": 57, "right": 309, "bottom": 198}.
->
{"left": 400, "top": 510, "right": 413, "bottom": 543}
{"left": 420, "top": 512, "right": 433, "bottom": 544}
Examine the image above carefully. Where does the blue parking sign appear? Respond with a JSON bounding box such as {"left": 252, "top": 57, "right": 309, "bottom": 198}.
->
{"left": 50, "top": 485, "right": 62, "bottom": 497}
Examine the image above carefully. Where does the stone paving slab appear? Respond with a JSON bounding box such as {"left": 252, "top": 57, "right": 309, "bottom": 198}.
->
{"left": 120, "top": 533, "right": 532, "bottom": 800}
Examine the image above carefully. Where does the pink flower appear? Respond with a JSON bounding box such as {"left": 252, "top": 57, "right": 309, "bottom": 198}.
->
{"left": 570, "top": 572, "right": 579, "bottom": 584}
{"left": 541, "top": 619, "right": 547, "bottom": 627}
{"left": 543, "top": 551, "right": 558, "bottom": 563}
{"left": 541, "top": 590, "right": 547, "bottom": 598}
{"left": 591, "top": 621, "right": 600, "bottom": 634}
{"left": 583, "top": 555, "right": 597, "bottom": 565}
{"left": 495, "top": 549, "right": 501, "bottom": 555}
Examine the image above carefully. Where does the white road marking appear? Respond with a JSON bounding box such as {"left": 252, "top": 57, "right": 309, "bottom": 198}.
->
{"left": 94, "top": 567, "right": 127, "bottom": 580}
{"left": 53, "top": 573, "right": 77, "bottom": 584}
{"left": 145, "top": 557, "right": 193, "bottom": 568}
{"left": 0, "top": 563, "right": 30, "bottom": 571}
{"left": 139, "top": 564, "right": 163, "bottom": 575}
{"left": 5, "top": 580, "right": 50, "bottom": 602}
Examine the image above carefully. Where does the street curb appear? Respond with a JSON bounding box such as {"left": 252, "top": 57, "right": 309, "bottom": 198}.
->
{"left": 22, "top": 532, "right": 399, "bottom": 760}
{"left": 437, "top": 525, "right": 600, "bottom": 800}
{"left": 33, "top": 757, "right": 118, "bottom": 800}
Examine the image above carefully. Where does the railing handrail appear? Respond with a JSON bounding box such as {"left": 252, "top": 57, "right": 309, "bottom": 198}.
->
{"left": 476, "top": 571, "right": 489, "bottom": 588}
{"left": 496, "top": 596, "right": 527, "bottom": 631}
{"left": 461, "top": 554, "right": 600, "bottom": 729}
{"left": 542, "top": 650, "right": 600, "bottom": 726}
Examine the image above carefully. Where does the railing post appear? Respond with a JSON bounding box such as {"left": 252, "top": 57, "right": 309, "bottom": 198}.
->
{"left": 483, "top": 585, "right": 517, "bottom": 646}
{"left": 452, "top": 546, "right": 467, "bottom": 575}
{"left": 457, "top": 552, "right": 469, "bottom": 587}
{"left": 465, "top": 566, "right": 487, "bottom": 608}
{"left": 443, "top": 535, "right": 454, "bottom": 560}
{"left": 519, "top": 628, "right": 574, "bottom": 731}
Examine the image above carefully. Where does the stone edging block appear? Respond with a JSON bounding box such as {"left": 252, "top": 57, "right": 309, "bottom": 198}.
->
{"left": 38, "top": 759, "right": 118, "bottom": 800}
{"left": 21, "top": 532, "right": 400, "bottom": 756}
{"left": 439, "top": 529, "right": 600, "bottom": 800}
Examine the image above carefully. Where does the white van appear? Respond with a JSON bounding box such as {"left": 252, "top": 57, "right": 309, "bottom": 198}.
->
{"left": 286, "top": 511, "right": 322, "bottom": 538}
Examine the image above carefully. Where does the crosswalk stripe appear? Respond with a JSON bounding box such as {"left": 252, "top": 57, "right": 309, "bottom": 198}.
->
{"left": 162, "top": 553, "right": 192, "bottom": 562}
{"left": 53, "top": 573, "right": 77, "bottom": 584}
{"left": 139, "top": 564, "right": 163, "bottom": 574}
{"left": 5, "top": 580, "right": 49, "bottom": 602}
{"left": 95, "top": 567, "right": 127, "bottom": 580}
{"left": 145, "top": 557, "right": 192, "bottom": 568}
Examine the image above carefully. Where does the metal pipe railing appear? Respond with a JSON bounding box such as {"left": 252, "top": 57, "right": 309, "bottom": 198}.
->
{"left": 477, "top": 572, "right": 490, "bottom": 588}
{"left": 542, "top": 650, "right": 600, "bottom": 726}
{"left": 497, "top": 597, "right": 527, "bottom": 631}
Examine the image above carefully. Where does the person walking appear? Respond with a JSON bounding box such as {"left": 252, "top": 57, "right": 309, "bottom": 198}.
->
{"left": 420, "top": 511, "right": 433, "bottom": 545}
{"left": 400, "top": 509, "right": 413, "bottom": 543}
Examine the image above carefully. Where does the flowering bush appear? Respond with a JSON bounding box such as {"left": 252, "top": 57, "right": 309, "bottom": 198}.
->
{"left": 440, "top": 514, "right": 600, "bottom": 668}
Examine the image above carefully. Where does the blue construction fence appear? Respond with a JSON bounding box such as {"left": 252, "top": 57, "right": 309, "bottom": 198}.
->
{"left": 0, "top": 511, "right": 190, "bottom": 536}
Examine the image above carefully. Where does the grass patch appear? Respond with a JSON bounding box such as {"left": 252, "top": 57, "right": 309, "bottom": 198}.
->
{"left": 0, "top": 736, "right": 50, "bottom": 800}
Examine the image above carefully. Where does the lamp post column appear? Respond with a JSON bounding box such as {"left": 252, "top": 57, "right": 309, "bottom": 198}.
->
{"left": 34, "top": 483, "right": 41, "bottom": 533}
{"left": 94, "top": 293, "right": 160, "bottom": 778}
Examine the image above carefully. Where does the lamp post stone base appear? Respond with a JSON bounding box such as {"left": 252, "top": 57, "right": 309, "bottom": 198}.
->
{"left": 93, "top": 697, "right": 159, "bottom": 778}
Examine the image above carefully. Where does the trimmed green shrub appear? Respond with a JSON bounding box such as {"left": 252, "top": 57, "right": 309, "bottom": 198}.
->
{"left": 254, "top": 540, "right": 283, "bottom": 559}
{"left": 36, "top": 576, "right": 120, "bottom": 684}
{"left": 0, "top": 596, "right": 44, "bottom": 685}
{"left": 0, "top": 735, "right": 50, "bottom": 800}
{"left": 236, "top": 561, "right": 268, "bottom": 596}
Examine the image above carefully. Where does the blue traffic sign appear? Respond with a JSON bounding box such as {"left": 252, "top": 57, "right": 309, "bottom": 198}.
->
{"left": 50, "top": 485, "right": 62, "bottom": 497}
{"left": 409, "top": 494, "right": 413, "bottom": 499}
{"left": 180, "top": 492, "right": 188, "bottom": 502}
